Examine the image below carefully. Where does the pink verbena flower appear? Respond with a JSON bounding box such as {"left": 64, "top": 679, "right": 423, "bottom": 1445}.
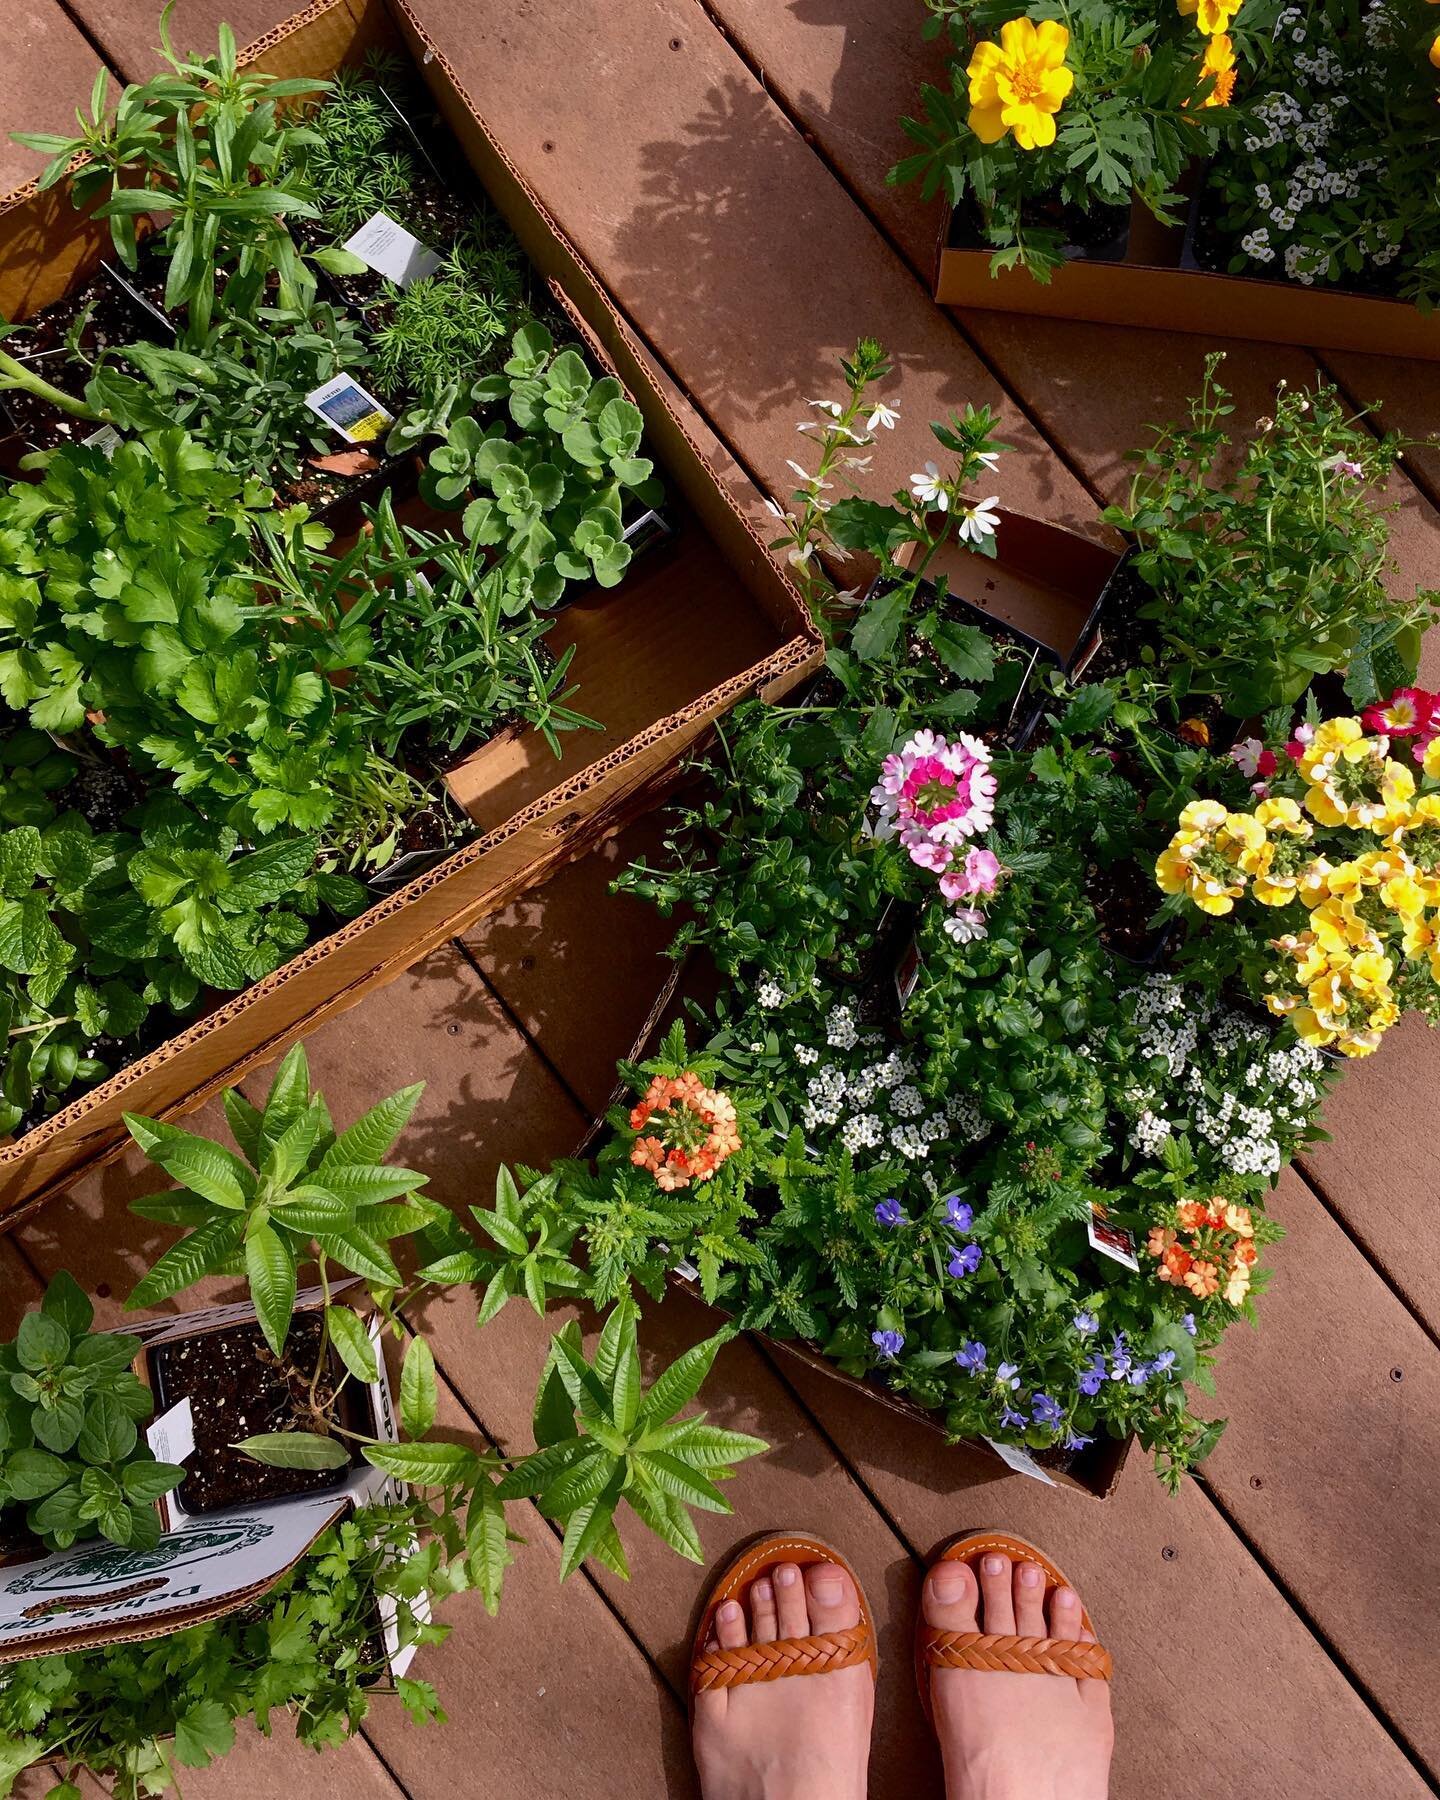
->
{"left": 939, "top": 846, "right": 1002, "bottom": 901}
{"left": 871, "top": 730, "right": 996, "bottom": 871}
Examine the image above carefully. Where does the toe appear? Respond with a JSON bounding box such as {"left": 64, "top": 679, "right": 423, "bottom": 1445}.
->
{"left": 1048, "top": 1583, "right": 1092, "bottom": 1644}
{"left": 749, "top": 1576, "right": 779, "bottom": 1643}
{"left": 772, "top": 1563, "right": 809, "bottom": 1640}
{"left": 715, "top": 1598, "right": 747, "bottom": 1651}
{"left": 804, "top": 1561, "right": 860, "bottom": 1636}
{"left": 977, "top": 1552, "right": 1015, "bottom": 1635}
{"left": 1012, "top": 1559, "right": 1048, "bottom": 1638}
{"left": 923, "top": 1555, "right": 979, "bottom": 1632}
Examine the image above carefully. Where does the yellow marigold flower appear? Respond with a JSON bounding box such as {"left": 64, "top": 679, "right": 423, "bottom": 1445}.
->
{"left": 1199, "top": 31, "right": 1236, "bottom": 106}
{"left": 1431, "top": 28, "right": 1440, "bottom": 70}
{"left": 967, "top": 18, "right": 1074, "bottom": 151}
{"left": 1178, "top": 0, "right": 1242, "bottom": 31}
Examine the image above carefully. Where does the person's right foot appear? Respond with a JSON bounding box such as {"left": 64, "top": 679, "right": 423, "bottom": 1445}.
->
{"left": 923, "top": 1549, "right": 1114, "bottom": 1800}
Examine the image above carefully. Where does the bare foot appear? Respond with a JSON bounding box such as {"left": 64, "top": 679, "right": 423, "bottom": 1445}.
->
{"left": 924, "top": 1550, "right": 1114, "bottom": 1800}
{"left": 692, "top": 1560, "right": 874, "bottom": 1800}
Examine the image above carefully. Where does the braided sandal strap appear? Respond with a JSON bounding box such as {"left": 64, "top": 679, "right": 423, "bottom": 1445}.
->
{"left": 693, "top": 1625, "right": 871, "bottom": 1692}
{"left": 922, "top": 1629, "right": 1113, "bottom": 1681}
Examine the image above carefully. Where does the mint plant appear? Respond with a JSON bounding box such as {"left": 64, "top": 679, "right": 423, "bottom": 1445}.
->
{"left": 0, "top": 1272, "right": 183, "bottom": 1552}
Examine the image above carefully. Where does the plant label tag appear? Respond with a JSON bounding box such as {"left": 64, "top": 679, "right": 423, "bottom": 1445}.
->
{"left": 982, "top": 1436, "right": 1058, "bottom": 1487}
{"left": 146, "top": 1396, "right": 195, "bottom": 1467}
{"left": 1087, "top": 1211, "right": 1140, "bottom": 1271}
{"left": 672, "top": 1259, "right": 701, "bottom": 1282}
{"left": 83, "top": 424, "right": 122, "bottom": 458}
{"left": 304, "top": 373, "right": 394, "bottom": 445}
{"left": 343, "top": 211, "right": 442, "bottom": 288}
{"left": 893, "top": 936, "right": 922, "bottom": 1007}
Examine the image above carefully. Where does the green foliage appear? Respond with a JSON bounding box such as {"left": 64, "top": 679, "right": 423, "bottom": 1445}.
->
{"left": 12, "top": 6, "right": 336, "bottom": 346}
{"left": 125, "top": 1042, "right": 434, "bottom": 1354}
{"left": 410, "top": 323, "right": 658, "bottom": 608}
{"left": 1206, "top": 0, "right": 1440, "bottom": 311}
{"left": 0, "top": 1501, "right": 451, "bottom": 1794}
{"left": 890, "top": 0, "right": 1280, "bottom": 280}
{"left": 1104, "top": 356, "right": 1439, "bottom": 715}
{"left": 0, "top": 1272, "right": 183, "bottom": 1553}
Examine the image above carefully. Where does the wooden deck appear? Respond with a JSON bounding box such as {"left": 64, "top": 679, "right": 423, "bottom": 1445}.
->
{"left": 5, "top": 0, "right": 1440, "bottom": 1793}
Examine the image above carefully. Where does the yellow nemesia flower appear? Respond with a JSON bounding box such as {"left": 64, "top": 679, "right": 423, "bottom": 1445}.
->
{"left": 967, "top": 18, "right": 1074, "bottom": 151}
{"left": 1199, "top": 31, "right": 1236, "bottom": 106}
{"left": 1302, "top": 731, "right": 1415, "bottom": 831}
{"left": 1155, "top": 800, "right": 1262, "bottom": 915}
{"left": 1178, "top": 0, "right": 1242, "bottom": 31}
{"left": 1239, "top": 797, "right": 1315, "bottom": 904}
{"left": 1425, "top": 737, "right": 1440, "bottom": 779}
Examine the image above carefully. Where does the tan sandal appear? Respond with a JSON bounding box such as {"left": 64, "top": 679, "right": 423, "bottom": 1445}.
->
{"left": 915, "top": 1529, "right": 1113, "bottom": 1721}
{"left": 690, "top": 1533, "right": 878, "bottom": 1704}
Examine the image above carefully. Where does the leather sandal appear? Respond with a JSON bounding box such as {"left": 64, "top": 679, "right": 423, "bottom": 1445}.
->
{"left": 690, "top": 1532, "right": 878, "bottom": 1705}
{"left": 916, "top": 1528, "right": 1113, "bottom": 1722}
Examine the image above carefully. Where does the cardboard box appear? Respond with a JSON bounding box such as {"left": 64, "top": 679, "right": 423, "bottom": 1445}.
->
{"left": 0, "top": 0, "right": 821, "bottom": 1225}
{"left": 0, "top": 1288, "right": 404, "bottom": 1665}
{"left": 934, "top": 205, "right": 1440, "bottom": 362}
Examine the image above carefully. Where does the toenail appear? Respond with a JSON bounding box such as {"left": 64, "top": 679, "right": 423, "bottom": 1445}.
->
{"left": 719, "top": 1601, "right": 741, "bottom": 1623}
{"left": 810, "top": 1567, "right": 843, "bottom": 1596}
{"left": 983, "top": 1555, "right": 1005, "bottom": 1576}
{"left": 930, "top": 1563, "right": 967, "bottom": 1599}
{"left": 1055, "top": 1586, "right": 1078, "bottom": 1608}
{"left": 775, "top": 1565, "right": 798, "bottom": 1587}
{"left": 1020, "top": 1562, "right": 1043, "bottom": 1586}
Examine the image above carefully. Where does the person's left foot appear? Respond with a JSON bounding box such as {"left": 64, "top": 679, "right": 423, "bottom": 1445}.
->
{"left": 691, "top": 1561, "right": 874, "bottom": 1800}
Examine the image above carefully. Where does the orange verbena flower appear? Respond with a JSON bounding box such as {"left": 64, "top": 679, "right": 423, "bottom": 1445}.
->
{"left": 1146, "top": 1196, "right": 1258, "bottom": 1309}
{"left": 628, "top": 1070, "right": 741, "bottom": 1191}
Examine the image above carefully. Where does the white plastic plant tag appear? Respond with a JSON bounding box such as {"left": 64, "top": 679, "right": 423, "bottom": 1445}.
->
{"left": 893, "top": 936, "right": 922, "bottom": 1007}
{"left": 146, "top": 1396, "right": 195, "bottom": 1467}
{"left": 672, "top": 1259, "right": 701, "bottom": 1282}
{"left": 342, "top": 211, "right": 442, "bottom": 288}
{"left": 304, "top": 373, "right": 394, "bottom": 445}
{"left": 1087, "top": 1211, "right": 1139, "bottom": 1271}
{"left": 83, "top": 424, "right": 122, "bottom": 458}
{"left": 982, "top": 1436, "right": 1058, "bottom": 1487}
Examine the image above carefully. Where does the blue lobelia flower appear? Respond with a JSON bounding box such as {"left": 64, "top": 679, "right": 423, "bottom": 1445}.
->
{"left": 1031, "top": 1392, "right": 1064, "bottom": 1428}
{"left": 955, "top": 1340, "right": 987, "bottom": 1375}
{"left": 874, "top": 1197, "right": 905, "bottom": 1228}
{"left": 947, "top": 1242, "right": 983, "bottom": 1279}
{"left": 1073, "top": 1310, "right": 1099, "bottom": 1335}
{"left": 944, "top": 1195, "right": 974, "bottom": 1231}
{"left": 871, "top": 1327, "right": 905, "bottom": 1359}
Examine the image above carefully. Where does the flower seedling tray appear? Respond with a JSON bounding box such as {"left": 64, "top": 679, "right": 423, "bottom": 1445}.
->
{"left": 0, "top": 0, "right": 820, "bottom": 1225}
{"left": 933, "top": 196, "right": 1440, "bottom": 359}
{"left": 586, "top": 965, "right": 1133, "bottom": 1500}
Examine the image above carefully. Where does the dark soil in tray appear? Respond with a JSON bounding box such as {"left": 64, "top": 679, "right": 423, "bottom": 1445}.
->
{"left": 149, "top": 1312, "right": 368, "bottom": 1514}
{"left": 950, "top": 194, "right": 1131, "bottom": 264}
{"left": 0, "top": 1507, "right": 45, "bottom": 1568}
{"left": 1088, "top": 853, "right": 1170, "bottom": 965}
{"left": 1185, "top": 183, "right": 1404, "bottom": 301}
{"left": 60, "top": 755, "right": 150, "bottom": 833}
{"left": 1070, "top": 559, "right": 1161, "bottom": 689}
{"left": 0, "top": 261, "right": 170, "bottom": 454}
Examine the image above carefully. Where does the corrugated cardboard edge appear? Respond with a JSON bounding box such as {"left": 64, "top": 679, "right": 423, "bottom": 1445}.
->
{"left": 933, "top": 208, "right": 1440, "bottom": 361}
{"left": 0, "top": 0, "right": 822, "bottom": 1223}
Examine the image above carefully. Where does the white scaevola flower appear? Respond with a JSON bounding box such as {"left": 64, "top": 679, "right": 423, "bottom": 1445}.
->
{"left": 954, "top": 495, "right": 1001, "bottom": 545}
{"left": 866, "top": 400, "right": 900, "bottom": 431}
{"left": 910, "top": 462, "right": 947, "bottom": 510}
{"left": 788, "top": 541, "right": 815, "bottom": 568}
{"left": 763, "top": 497, "right": 786, "bottom": 520}
{"left": 973, "top": 449, "right": 1002, "bottom": 473}
{"left": 807, "top": 398, "right": 843, "bottom": 416}
{"left": 785, "top": 458, "right": 832, "bottom": 491}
